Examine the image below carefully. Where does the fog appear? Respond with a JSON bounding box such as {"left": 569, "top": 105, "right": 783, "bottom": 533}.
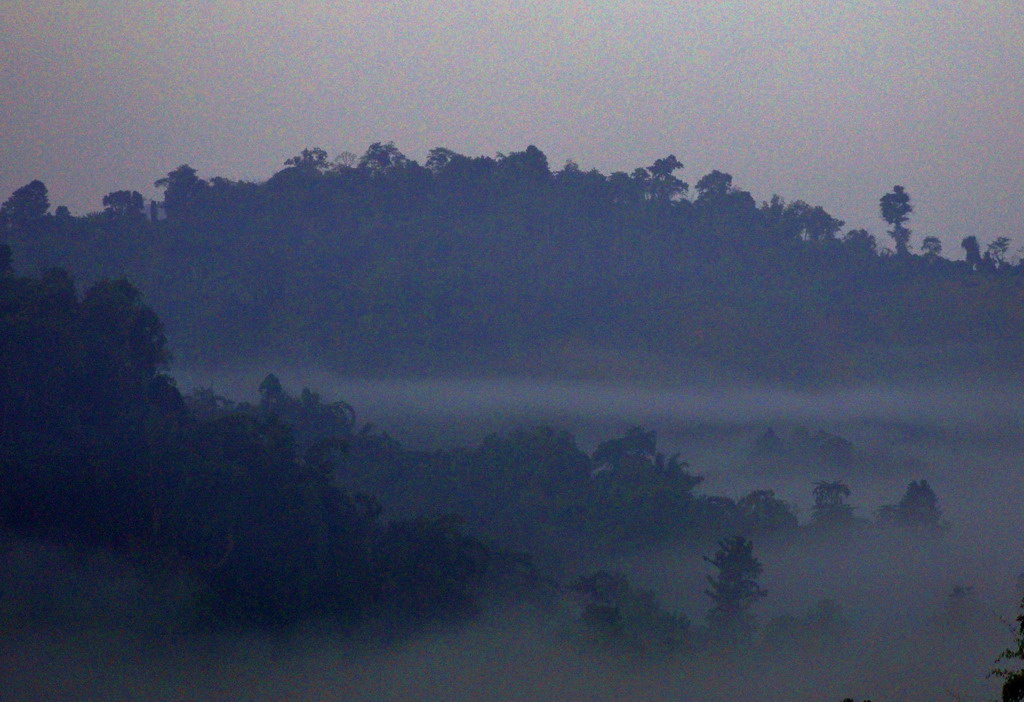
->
{"left": 6, "top": 371, "right": 1023, "bottom": 700}
{"left": 175, "top": 368, "right": 1024, "bottom": 507}
{"left": 2, "top": 536, "right": 1014, "bottom": 701}
{"left": 175, "top": 367, "right": 1024, "bottom": 433}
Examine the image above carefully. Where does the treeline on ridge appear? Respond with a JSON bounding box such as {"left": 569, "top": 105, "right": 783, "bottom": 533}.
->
{"left": 2, "top": 144, "right": 1022, "bottom": 380}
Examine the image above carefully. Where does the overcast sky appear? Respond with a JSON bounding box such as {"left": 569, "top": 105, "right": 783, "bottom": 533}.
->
{"left": 1, "top": 0, "right": 1021, "bottom": 254}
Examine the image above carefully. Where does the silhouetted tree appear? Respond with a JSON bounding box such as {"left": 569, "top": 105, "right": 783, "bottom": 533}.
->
{"left": 645, "top": 155, "right": 688, "bottom": 202}
{"left": 880, "top": 185, "right": 913, "bottom": 255}
{"left": 0, "top": 180, "right": 49, "bottom": 235}
{"left": 803, "top": 205, "right": 845, "bottom": 242}
{"left": 704, "top": 535, "right": 767, "bottom": 638}
{"left": 811, "top": 480, "right": 854, "bottom": 527}
{"left": 993, "top": 597, "right": 1024, "bottom": 701}
{"left": 258, "top": 373, "right": 286, "bottom": 415}
{"left": 154, "top": 165, "right": 207, "bottom": 215}
{"left": 736, "top": 490, "right": 799, "bottom": 532}
{"left": 425, "top": 147, "right": 460, "bottom": 174}
{"left": 921, "top": 236, "right": 942, "bottom": 259}
{"left": 962, "top": 235, "right": 983, "bottom": 269}
{"left": 987, "top": 237, "right": 1012, "bottom": 268}
{"left": 359, "top": 141, "right": 409, "bottom": 173}
{"left": 284, "top": 147, "right": 330, "bottom": 172}
{"left": 592, "top": 426, "right": 657, "bottom": 470}
{"left": 497, "top": 145, "right": 551, "bottom": 183}
{"left": 878, "top": 479, "right": 943, "bottom": 530}
{"left": 372, "top": 515, "right": 490, "bottom": 623}
{"left": 102, "top": 190, "right": 145, "bottom": 219}
{"left": 695, "top": 170, "right": 734, "bottom": 201}
{"left": 843, "top": 228, "right": 878, "bottom": 256}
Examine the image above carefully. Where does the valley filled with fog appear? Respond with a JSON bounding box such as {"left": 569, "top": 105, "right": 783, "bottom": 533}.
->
{"left": 6, "top": 367, "right": 1024, "bottom": 701}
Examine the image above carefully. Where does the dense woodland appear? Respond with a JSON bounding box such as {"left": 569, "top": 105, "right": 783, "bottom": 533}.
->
{"left": 0, "top": 255, "right": 954, "bottom": 636}
{"left": 2, "top": 144, "right": 1023, "bottom": 381}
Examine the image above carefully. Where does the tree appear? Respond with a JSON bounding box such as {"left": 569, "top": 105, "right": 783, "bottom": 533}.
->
{"left": 736, "top": 490, "right": 799, "bottom": 532}
{"left": 372, "top": 515, "right": 491, "bottom": 623}
{"left": 258, "top": 373, "right": 285, "bottom": 415}
{"left": 962, "top": 235, "right": 983, "bottom": 269}
{"left": 425, "top": 147, "right": 460, "bottom": 174}
{"left": 496, "top": 145, "right": 550, "bottom": 183}
{"left": 332, "top": 150, "right": 358, "bottom": 169}
{"left": 843, "top": 228, "right": 878, "bottom": 256}
{"left": 592, "top": 425, "right": 657, "bottom": 470}
{"left": 987, "top": 237, "right": 1012, "bottom": 268}
{"left": 571, "top": 570, "right": 690, "bottom": 653}
{"left": 877, "top": 479, "right": 942, "bottom": 530}
{"left": 102, "top": 190, "right": 145, "bottom": 219}
{"left": 704, "top": 535, "right": 767, "bottom": 638}
{"left": 76, "top": 278, "right": 170, "bottom": 418}
{"left": 284, "top": 147, "right": 330, "bottom": 172}
{"left": 802, "top": 205, "right": 845, "bottom": 242}
{"left": 921, "top": 236, "right": 942, "bottom": 259}
{"left": 811, "top": 480, "right": 854, "bottom": 526}
{"left": 0, "top": 180, "right": 50, "bottom": 235}
{"left": 880, "top": 185, "right": 913, "bottom": 256}
{"left": 154, "top": 165, "right": 207, "bottom": 215}
{"left": 358, "top": 142, "right": 409, "bottom": 173}
{"left": 993, "top": 597, "right": 1024, "bottom": 701}
{"left": 645, "top": 155, "right": 688, "bottom": 202}
{"left": 695, "top": 170, "right": 734, "bottom": 201}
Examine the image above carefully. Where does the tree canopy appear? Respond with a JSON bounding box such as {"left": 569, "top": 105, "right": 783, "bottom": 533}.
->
{"left": 2, "top": 144, "right": 1020, "bottom": 383}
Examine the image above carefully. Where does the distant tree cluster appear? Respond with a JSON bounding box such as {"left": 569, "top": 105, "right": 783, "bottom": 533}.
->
{"left": 3, "top": 144, "right": 1022, "bottom": 380}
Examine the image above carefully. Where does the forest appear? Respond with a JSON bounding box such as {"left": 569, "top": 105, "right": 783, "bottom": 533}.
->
{"left": 3, "top": 146, "right": 1024, "bottom": 700}
{"left": 3, "top": 143, "right": 1023, "bottom": 382}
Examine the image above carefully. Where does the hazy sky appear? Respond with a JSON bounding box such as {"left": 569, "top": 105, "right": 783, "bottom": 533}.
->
{"left": 2, "top": 0, "right": 1021, "bottom": 253}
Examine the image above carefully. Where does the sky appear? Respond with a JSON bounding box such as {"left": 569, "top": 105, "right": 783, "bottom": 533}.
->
{"left": 1, "top": 0, "right": 1021, "bottom": 255}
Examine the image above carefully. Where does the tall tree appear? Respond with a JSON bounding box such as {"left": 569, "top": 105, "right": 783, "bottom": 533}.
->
{"left": 880, "top": 185, "right": 913, "bottom": 255}
{"left": 645, "top": 155, "right": 688, "bottom": 202}
{"left": 962, "top": 235, "right": 983, "bottom": 269}
{"left": 704, "top": 535, "right": 767, "bottom": 639}
{"left": 154, "top": 165, "right": 207, "bottom": 216}
{"left": 987, "top": 237, "right": 1012, "bottom": 268}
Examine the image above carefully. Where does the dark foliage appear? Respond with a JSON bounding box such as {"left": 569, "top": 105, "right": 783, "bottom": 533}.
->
{"left": 704, "top": 535, "right": 767, "bottom": 639}
{"left": 877, "top": 479, "right": 944, "bottom": 531}
{"left": 570, "top": 570, "right": 690, "bottom": 654}
{"left": 4, "top": 145, "right": 1022, "bottom": 381}
{"left": 994, "top": 597, "right": 1024, "bottom": 701}
{"left": 0, "top": 265, "right": 495, "bottom": 630}
{"left": 810, "top": 480, "right": 858, "bottom": 529}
